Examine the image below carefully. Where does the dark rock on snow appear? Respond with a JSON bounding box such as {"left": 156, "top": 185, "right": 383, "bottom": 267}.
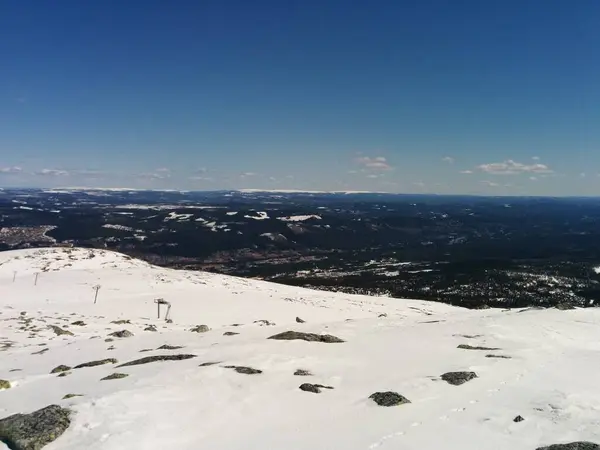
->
{"left": 190, "top": 325, "right": 210, "bottom": 333}
{"left": 62, "top": 394, "right": 82, "bottom": 400}
{"left": 118, "top": 354, "right": 197, "bottom": 367}
{"left": 369, "top": 392, "right": 411, "bottom": 407}
{"left": 457, "top": 344, "right": 500, "bottom": 351}
{"left": 48, "top": 325, "right": 73, "bottom": 336}
{"left": 101, "top": 373, "right": 129, "bottom": 381}
{"left": 486, "top": 354, "right": 512, "bottom": 359}
{"left": 254, "top": 320, "right": 275, "bottom": 326}
{"left": 295, "top": 317, "right": 306, "bottom": 323}
{"left": 108, "top": 330, "right": 133, "bottom": 338}
{"left": 71, "top": 321, "right": 86, "bottom": 326}
{"left": 537, "top": 444, "right": 600, "bottom": 450}
{"left": 294, "top": 369, "right": 313, "bottom": 376}
{"left": 223, "top": 332, "right": 239, "bottom": 336}
{"left": 156, "top": 345, "right": 184, "bottom": 350}
{"left": 0, "top": 380, "right": 10, "bottom": 390}
{"left": 441, "top": 371, "right": 478, "bottom": 386}
{"left": 74, "top": 358, "right": 117, "bottom": 369}
{"left": 223, "top": 365, "right": 262, "bottom": 375}
{"left": 144, "top": 325, "right": 157, "bottom": 332}
{"left": 513, "top": 415, "right": 525, "bottom": 422}
{"left": 268, "top": 331, "right": 345, "bottom": 343}
{"left": 50, "top": 365, "right": 72, "bottom": 374}
{"left": 0, "top": 405, "right": 71, "bottom": 450}
{"left": 199, "top": 362, "right": 221, "bottom": 367}
{"left": 299, "top": 383, "right": 333, "bottom": 394}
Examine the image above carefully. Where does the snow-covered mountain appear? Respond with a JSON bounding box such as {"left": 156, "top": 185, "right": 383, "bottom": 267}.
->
{"left": 1, "top": 248, "right": 599, "bottom": 450}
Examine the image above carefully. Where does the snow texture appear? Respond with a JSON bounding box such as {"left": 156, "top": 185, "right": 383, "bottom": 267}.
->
{"left": 0, "top": 247, "right": 599, "bottom": 449}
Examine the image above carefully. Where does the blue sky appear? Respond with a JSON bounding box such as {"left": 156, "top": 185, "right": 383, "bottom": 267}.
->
{"left": 1, "top": 0, "right": 599, "bottom": 195}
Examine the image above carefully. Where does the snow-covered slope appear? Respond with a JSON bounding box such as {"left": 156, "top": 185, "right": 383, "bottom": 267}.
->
{"left": 1, "top": 248, "right": 599, "bottom": 449}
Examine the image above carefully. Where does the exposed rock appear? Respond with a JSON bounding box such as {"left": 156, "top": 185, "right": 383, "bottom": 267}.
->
{"left": 111, "top": 319, "right": 131, "bottom": 325}
{"left": 118, "top": 354, "right": 197, "bottom": 367}
{"left": 513, "top": 415, "right": 525, "bottom": 423}
{"left": 223, "top": 365, "right": 262, "bottom": 375}
{"left": 294, "top": 369, "right": 313, "bottom": 376}
{"left": 50, "top": 365, "right": 72, "bottom": 374}
{"left": 165, "top": 319, "right": 173, "bottom": 324}
{"left": 486, "top": 354, "right": 512, "bottom": 359}
{"left": 378, "top": 313, "right": 388, "bottom": 318}
{"left": 139, "top": 349, "right": 154, "bottom": 353}
{"left": 107, "top": 346, "right": 115, "bottom": 350}
{"left": 223, "top": 332, "right": 239, "bottom": 336}
{"left": 48, "top": 325, "right": 73, "bottom": 336}
{"left": 254, "top": 319, "right": 275, "bottom": 326}
{"left": 199, "top": 362, "right": 221, "bottom": 367}
{"left": 31, "top": 348, "right": 49, "bottom": 355}
{"left": 369, "top": 392, "right": 411, "bottom": 407}
{"left": 74, "top": 358, "right": 117, "bottom": 369}
{"left": 0, "top": 404, "right": 71, "bottom": 450}
{"left": 62, "top": 394, "right": 82, "bottom": 400}
{"left": 296, "top": 317, "right": 306, "bottom": 323}
{"left": 441, "top": 371, "right": 478, "bottom": 385}
{"left": 71, "top": 321, "right": 86, "bottom": 326}
{"left": 156, "top": 345, "right": 184, "bottom": 350}
{"left": 457, "top": 344, "right": 500, "bottom": 351}
{"left": 190, "top": 325, "right": 210, "bottom": 333}
{"left": 108, "top": 330, "right": 133, "bottom": 338}
{"left": 57, "top": 372, "right": 70, "bottom": 378}
{"left": 299, "top": 383, "right": 333, "bottom": 393}
{"left": 555, "top": 302, "right": 576, "bottom": 311}
{"left": 144, "top": 325, "right": 157, "bottom": 332}
{"left": 537, "top": 444, "right": 600, "bottom": 450}
{"left": 104, "top": 338, "right": 114, "bottom": 342}
{"left": 268, "top": 331, "right": 344, "bottom": 343}
{"left": 0, "top": 380, "right": 10, "bottom": 390}
{"left": 101, "top": 373, "right": 129, "bottom": 381}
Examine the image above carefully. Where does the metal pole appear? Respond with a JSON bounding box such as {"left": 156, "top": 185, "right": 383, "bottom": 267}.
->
{"left": 94, "top": 286, "right": 100, "bottom": 304}
{"left": 157, "top": 302, "right": 161, "bottom": 319}
{"left": 34, "top": 273, "right": 39, "bottom": 286}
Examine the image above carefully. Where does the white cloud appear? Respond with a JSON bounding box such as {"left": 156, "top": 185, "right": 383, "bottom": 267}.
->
{"left": 412, "top": 181, "right": 425, "bottom": 187}
{"left": 138, "top": 171, "right": 170, "bottom": 180}
{"left": 35, "top": 168, "right": 69, "bottom": 176}
{"left": 188, "top": 176, "right": 213, "bottom": 182}
{"left": 460, "top": 170, "right": 473, "bottom": 174}
{"left": 155, "top": 168, "right": 171, "bottom": 174}
{"left": 355, "top": 156, "right": 393, "bottom": 171}
{"left": 529, "top": 176, "right": 538, "bottom": 181}
{"left": 0, "top": 166, "right": 22, "bottom": 174}
{"left": 480, "top": 180, "right": 499, "bottom": 187}
{"left": 367, "top": 174, "right": 381, "bottom": 179}
{"left": 532, "top": 156, "right": 540, "bottom": 161}
{"left": 477, "top": 159, "right": 553, "bottom": 175}
{"left": 240, "top": 172, "right": 257, "bottom": 178}
{"left": 442, "top": 156, "right": 454, "bottom": 164}
{"left": 580, "top": 172, "right": 586, "bottom": 178}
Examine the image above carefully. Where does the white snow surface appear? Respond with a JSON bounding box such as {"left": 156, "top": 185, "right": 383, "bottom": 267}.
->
{"left": 278, "top": 215, "right": 322, "bottom": 222}
{"left": 0, "top": 248, "right": 599, "bottom": 449}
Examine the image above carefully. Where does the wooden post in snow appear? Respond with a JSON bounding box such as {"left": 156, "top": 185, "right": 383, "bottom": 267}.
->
{"left": 93, "top": 285, "right": 101, "bottom": 304}
{"left": 34, "top": 273, "right": 39, "bottom": 286}
{"left": 12, "top": 271, "right": 16, "bottom": 283}
{"left": 154, "top": 298, "right": 170, "bottom": 319}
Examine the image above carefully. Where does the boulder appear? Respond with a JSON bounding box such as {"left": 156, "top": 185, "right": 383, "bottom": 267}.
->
{"left": 0, "top": 380, "right": 10, "bottom": 390}
{"left": 48, "top": 325, "right": 73, "bottom": 336}
{"left": 537, "top": 444, "right": 600, "bottom": 450}
{"left": 223, "top": 365, "right": 262, "bottom": 375}
{"left": 74, "top": 358, "right": 117, "bottom": 369}
{"left": 299, "top": 383, "right": 333, "bottom": 394}
{"left": 295, "top": 317, "right": 306, "bottom": 323}
{"left": 0, "top": 405, "right": 71, "bottom": 450}
{"left": 294, "top": 369, "right": 313, "bottom": 376}
{"left": 101, "top": 373, "right": 129, "bottom": 381}
{"left": 108, "top": 330, "right": 133, "bottom": 338}
{"left": 268, "top": 331, "right": 345, "bottom": 343}
{"left": 190, "top": 325, "right": 210, "bottom": 333}
{"left": 118, "top": 354, "right": 196, "bottom": 367}
{"left": 441, "top": 371, "right": 478, "bottom": 386}
{"left": 513, "top": 415, "right": 525, "bottom": 423}
{"left": 369, "top": 392, "right": 411, "bottom": 407}
{"left": 50, "top": 365, "right": 72, "bottom": 374}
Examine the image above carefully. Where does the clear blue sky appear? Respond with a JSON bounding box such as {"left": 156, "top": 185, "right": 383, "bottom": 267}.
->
{"left": 1, "top": 0, "right": 599, "bottom": 195}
